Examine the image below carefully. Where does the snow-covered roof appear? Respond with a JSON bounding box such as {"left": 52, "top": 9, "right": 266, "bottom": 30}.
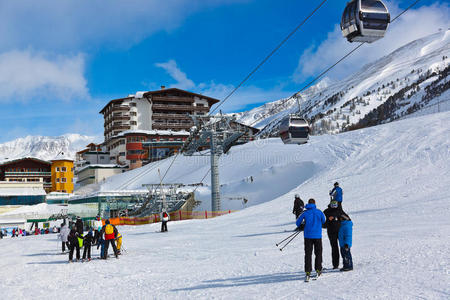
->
{"left": 51, "top": 152, "right": 73, "bottom": 162}
{"left": 76, "top": 164, "right": 122, "bottom": 173}
{"left": 0, "top": 187, "right": 46, "bottom": 196}
{"left": 113, "top": 129, "right": 190, "bottom": 139}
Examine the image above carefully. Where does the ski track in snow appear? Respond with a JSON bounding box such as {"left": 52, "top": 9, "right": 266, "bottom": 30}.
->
{"left": 1, "top": 112, "right": 450, "bottom": 299}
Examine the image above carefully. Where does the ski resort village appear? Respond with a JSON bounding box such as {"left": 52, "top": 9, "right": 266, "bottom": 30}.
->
{"left": 0, "top": 1, "right": 449, "bottom": 299}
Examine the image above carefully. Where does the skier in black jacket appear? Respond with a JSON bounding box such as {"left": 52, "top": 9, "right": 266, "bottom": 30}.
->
{"left": 82, "top": 229, "right": 94, "bottom": 261}
{"left": 75, "top": 216, "right": 83, "bottom": 235}
{"left": 68, "top": 226, "right": 80, "bottom": 262}
{"left": 323, "top": 200, "right": 342, "bottom": 269}
{"left": 292, "top": 194, "right": 304, "bottom": 219}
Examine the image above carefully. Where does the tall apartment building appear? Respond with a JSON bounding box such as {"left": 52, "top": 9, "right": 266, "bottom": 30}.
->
{"left": 99, "top": 87, "right": 220, "bottom": 167}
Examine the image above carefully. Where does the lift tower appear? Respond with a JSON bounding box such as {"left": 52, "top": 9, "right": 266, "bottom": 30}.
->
{"left": 181, "top": 116, "right": 248, "bottom": 211}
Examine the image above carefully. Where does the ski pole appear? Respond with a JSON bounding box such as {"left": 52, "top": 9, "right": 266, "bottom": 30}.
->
{"left": 279, "top": 231, "right": 301, "bottom": 251}
{"left": 276, "top": 231, "right": 299, "bottom": 247}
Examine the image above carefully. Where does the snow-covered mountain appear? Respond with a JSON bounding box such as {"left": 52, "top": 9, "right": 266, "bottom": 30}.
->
{"left": 0, "top": 134, "right": 99, "bottom": 162}
{"left": 232, "top": 30, "right": 450, "bottom": 136}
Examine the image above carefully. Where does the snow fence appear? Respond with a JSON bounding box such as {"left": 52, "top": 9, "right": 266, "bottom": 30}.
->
{"left": 104, "top": 210, "right": 237, "bottom": 226}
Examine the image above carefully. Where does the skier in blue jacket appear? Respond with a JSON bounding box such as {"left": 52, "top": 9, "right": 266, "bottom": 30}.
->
{"left": 338, "top": 211, "right": 353, "bottom": 271}
{"left": 296, "top": 199, "right": 326, "bottom": 281}
{"left": 329, "top": 182, "right": 343, "bottom": 208}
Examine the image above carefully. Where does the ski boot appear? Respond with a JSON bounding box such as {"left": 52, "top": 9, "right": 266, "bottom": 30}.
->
{"left": 304, "top": 272, "right": 311, "bottom": 282}
{"left": 314, "top": 269, "right": 322, "bottom": 280}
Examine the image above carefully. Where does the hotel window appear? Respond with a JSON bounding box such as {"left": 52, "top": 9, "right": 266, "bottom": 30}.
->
{"left": 61, "top": 178, "right": 67, "bottom": 183}
{"left": 130, "top": 121, "right": 137, "bottom": 125}
{"left": 56, "top": 178, "right": 60, "bottom": 182}
{"left": 61, "top": 167, "right": 67, "bottom": 172}
{"left": 56, "top": 167, "right": 60, "bottom": 172}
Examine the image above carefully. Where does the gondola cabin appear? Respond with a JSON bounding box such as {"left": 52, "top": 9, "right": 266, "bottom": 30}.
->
{"left": 341, "top": 0, "right": 390, "bottom": 43}
{"left": 279, "top": 116, "right": 310, "bottom": 145}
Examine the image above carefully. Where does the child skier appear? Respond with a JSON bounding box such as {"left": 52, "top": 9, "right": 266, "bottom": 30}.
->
{"left": 82, "top": 229, "right": 94, "bottom": 261}
{"left": 97, "top": 236, "right": 106, "bottom": 259}
{"left": 115, "top": 232, "right": 123, "bottom": 255}
{"left": 338, "top": 211, "right": 353, "bottom": 271}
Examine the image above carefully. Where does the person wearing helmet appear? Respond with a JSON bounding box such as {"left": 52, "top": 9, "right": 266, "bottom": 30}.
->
{"left": 329, "top": 182, "right": 343, "bottom": 209}
{"left": 323, "top": 200, "right": 342, "bottom": 269}
{"left": 292, "top": 194, "right": 305, "bottom": 219}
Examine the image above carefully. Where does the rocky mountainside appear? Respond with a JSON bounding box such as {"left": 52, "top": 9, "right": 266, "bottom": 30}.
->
{"left": 232, "top": 30, "right": 450, "bottom": 137}
{"left": 0, "top": 134, "right": 98, "bottom": 162}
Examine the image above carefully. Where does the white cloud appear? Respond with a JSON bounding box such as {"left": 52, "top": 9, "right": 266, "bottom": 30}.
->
{"left": 293, "top": 2, "right": 450, "bottom": 82}
{"left": 0, "top": 0, "right": 248, "bottom": 52}
{"left": 0, "top": 50, "right": 88, "bottom": 102}
{"left": 155, "top": 59, "right": 291, "bottom": 112}
{"left": 155, "top": 60, "right": 195, "bottom": 90}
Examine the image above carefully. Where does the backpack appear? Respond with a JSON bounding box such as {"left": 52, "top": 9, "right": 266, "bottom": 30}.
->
{"left": 105, "top": 224, "right": 114, "bottom": 235}
{"left": 163, "top": 212, "right": 168, "bottom": 218}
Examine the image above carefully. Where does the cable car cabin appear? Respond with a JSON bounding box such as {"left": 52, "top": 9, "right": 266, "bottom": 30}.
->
{"left": 341, "top": 0, "right": 390, "bottom": 43}
{"left": 279, "top": 116, "right": 310, "bottom": 145}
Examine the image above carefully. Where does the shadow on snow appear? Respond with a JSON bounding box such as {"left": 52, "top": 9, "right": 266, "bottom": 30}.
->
{"left": 171, "top": 269, "right": 341, "bottom": 292}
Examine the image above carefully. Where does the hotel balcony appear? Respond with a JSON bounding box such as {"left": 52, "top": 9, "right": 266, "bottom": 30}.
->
{"left": 152, "top": 104, "right": 194, "bottom": 112}
{"left": 152, "top": 96, "right": 195, "bottom": 103}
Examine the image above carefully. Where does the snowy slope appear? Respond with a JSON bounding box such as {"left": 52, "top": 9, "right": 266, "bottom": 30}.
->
{"left": 0, "top": 134, "right": 98, "bottom": 162}
{"left": 234, "top": 30, "right": 450, "bottom": 136}
{"left": 0, "top": 111, "right": 449, "bottom": 299}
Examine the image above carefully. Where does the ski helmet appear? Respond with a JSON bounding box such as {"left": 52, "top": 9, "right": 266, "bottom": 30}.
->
{"left": 330, "top": 200, "right": 338, "bottom": 208}
{"left": 334, "top": 182, "right": 339, "bottom": 186}
{"left": 295, "top": 194, "right": 300, "bottom": 199}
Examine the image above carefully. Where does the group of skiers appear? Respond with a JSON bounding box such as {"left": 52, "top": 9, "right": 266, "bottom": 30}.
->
{"left": 292, "top": 182, "right": 353, "bottom": 281}
{"left": 58, "top": 215, "right": 123, "bottom": 263}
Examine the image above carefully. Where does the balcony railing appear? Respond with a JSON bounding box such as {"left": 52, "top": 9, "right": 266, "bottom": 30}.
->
{"left": 152, "top": 123, "right": 192, "bottom": 129}
{"left": 152, "top": 113, "right": 191, "bottom": 119}
{"left": 5, "top": 172, "right": 52, "bottom": 176}
{"left": 152, "top": 96, "right": 195, "bottom": 103}
{"left": 152, "top": 104, "right": 193, "bottom": 111}
{"left": 112, "top": 106, "right": 130, "bottom": 112}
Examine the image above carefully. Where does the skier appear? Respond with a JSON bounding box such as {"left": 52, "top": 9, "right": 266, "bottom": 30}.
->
{"left": 161, "top": 210, "right": 170, "bottom": 232}
{"left": 296, "top": 198, "right": 326, "bottom": 282}
{"left": 93, "top": 215, "right": 103, "bottom": 245}
{"left": 97, "top": 235, "right": 106, "bottom": 259}
{"left": 75, "top": 216, "right": 84, "bottom": 235}
{"left": 339, "top": 211, "right": 353, "bottom": 271}
{"left": 292, "top": 194, "right": 305, "bottom": 219}
{"left": 329, "top": 182, "right": 343, "bottom": 208}
{"left": 82, "top": 229, "right": 93, "bottom": 261}
{"left": 59, "top": 222, "right": 70, "bottom": 253}
{"left": 101, "top": 220, "right": 118, "bottom": 259}
{"left": 323, "top": 200, "right": 342, "bottom": 269}
{"left": 68, "top": 226, "right": 81, "bottom": 262}
{"left": 115, "top": 232, "right": 123, "bottom": 255}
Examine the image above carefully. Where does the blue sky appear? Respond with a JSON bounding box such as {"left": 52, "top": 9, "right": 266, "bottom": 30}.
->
{"left": 0, "top": 0, "right": 448, "bottom": 142}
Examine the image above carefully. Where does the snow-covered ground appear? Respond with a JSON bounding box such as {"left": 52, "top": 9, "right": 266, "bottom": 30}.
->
{"left": 1, "top": 112, "right": 449, "bottom": 299}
